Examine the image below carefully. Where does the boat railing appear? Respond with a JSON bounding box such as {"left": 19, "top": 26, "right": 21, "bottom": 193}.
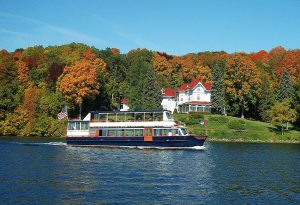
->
{"left": 90, "top": 111, "right": 173, "bottom": 123}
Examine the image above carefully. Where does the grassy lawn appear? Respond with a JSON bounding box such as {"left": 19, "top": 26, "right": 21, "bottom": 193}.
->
{"left": 174, "top": 113, "right": 300, "bottom": 143}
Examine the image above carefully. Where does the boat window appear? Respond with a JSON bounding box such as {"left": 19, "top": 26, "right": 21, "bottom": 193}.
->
{"left": 80, "top": 122, "right": 89, "bottom": 130}
{"left": 108, "top": 130, "right": 116, "bottom": 136}
{"left": 125, "top": 129, "right": 134, "bottom": 136}
{"left": 166, "top": 111, "right": 173, "bottom": 120}
{"left": 180, "top": 128, "right": 188, "bottom": 135}
{"left": 163, "top": 128, "right": 173, "bottom": 136}
{"left": 145, "top": 129, "right": 152, "bottom": 136}
{"left": 68, "top": 121, "right": 89, "bottom": 130}
{"left": 116, "top": 129, "right": 123, "bottom": 136}
{"left": 153, "top": 113, "right": 163, "bottom": 121}
{"left": 68, "top": 122, "right": 75, "bottom": 130}
{"left": 154, "top": 129, "right": 162, "bottom": 136}
{"left": 100, "top": 129, "right": 107, "bottom": 136}
{"left": 174, "top": 128, "right": 179, "bottom": 136}
{"left": 134, "top": 129, "right": 143, "bottom": 136}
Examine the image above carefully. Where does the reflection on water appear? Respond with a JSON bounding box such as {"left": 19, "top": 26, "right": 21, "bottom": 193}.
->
{"left": 0, "top": 137, "right": 299, "bottom": 204}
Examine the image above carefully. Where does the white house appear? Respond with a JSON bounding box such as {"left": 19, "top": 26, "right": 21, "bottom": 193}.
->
{"left": 119, "top": 78, "right": 211, "bottom": 113}
{"left": 161, "top": 88, "right": 177, "bottom": 113}
{"left": 176, "top": 78, "right": 211, "bottom": 113}
{"left": 119, "top": 98, "right": 129, "bottom": 111}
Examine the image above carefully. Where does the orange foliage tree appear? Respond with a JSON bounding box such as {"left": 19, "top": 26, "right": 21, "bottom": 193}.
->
{"left": 59, "top": 58, "right": 106, "bottom": 119}
{"left": 269, "top": 46, "right": 286, "bottom": 68}
{"left": 16, "top": 60, "right": 30, "bottom": 86}
{"left": 225, "top": 54, "right": 261, "bottom": 118}
{"left": 275, "top": 50, "right": 300, "bottom": 83}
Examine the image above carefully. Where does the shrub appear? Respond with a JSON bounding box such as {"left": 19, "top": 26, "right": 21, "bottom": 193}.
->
{"left": 189, "top": 112, "right": 204, "bottom": 119}
{"left": 228, "top": 119, "right": 246, "bottom": 131}
{"left": 208, "top": 115, "right": 229, "bottom": 123}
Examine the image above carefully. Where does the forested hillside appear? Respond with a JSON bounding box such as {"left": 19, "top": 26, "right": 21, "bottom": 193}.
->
{"left": 0, "top": 43, "right": 299, "bottom": 137}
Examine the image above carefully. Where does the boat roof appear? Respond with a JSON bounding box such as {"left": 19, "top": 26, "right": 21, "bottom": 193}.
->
{"left": 90, "top": 110, "right": 171, "bottom": 114}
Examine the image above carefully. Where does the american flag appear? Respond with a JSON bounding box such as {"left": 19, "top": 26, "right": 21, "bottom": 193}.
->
{"left": 57, "top": 106, "right": 68, "bottom": 120}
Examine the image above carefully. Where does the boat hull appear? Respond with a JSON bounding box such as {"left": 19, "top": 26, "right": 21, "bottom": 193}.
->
{"left": 66, "top": 135, "right": 206, "bottom": 148}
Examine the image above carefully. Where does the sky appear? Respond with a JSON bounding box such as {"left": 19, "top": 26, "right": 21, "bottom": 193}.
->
{"left": 0, "top": 0, "right": 300, "bottom": 55}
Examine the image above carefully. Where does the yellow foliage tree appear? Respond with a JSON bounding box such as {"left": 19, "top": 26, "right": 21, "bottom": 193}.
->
{"left": 225, "top": 54, "right": 261, "bottom": 118}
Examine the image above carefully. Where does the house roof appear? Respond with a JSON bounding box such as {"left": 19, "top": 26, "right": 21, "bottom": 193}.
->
{"left": 120, "top": 98, "right": 128, "bottom": 104}
{"left": 161, "top": 87, "right": 176, "bottom": 97}
{"left": 177, "top": 78, "right": 212, "bottom": 91}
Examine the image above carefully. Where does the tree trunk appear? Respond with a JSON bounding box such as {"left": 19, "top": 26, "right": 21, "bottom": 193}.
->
{"left": 281, "top": 124, "right": 284, "bottom": 136}
{"left": 241, "top": 105, "right": 244, "bottom": 119}
{"left": 79, "top": 103, "right": 82, "bottom": 120}
{"left": 240, "top": 96, "right": 244, "bottom": 119}
{"left": 223, "top": 106, "right": 227, "bottom": 116}
{"left": 286, "top": 122, "right": 289, "bottom": 130}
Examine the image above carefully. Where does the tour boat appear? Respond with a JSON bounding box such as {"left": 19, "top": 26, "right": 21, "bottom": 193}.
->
{"left": 66, "top": 110, "right": 207, "bottom": 148}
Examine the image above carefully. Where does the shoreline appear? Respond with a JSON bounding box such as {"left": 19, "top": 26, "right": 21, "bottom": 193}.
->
{"left": 207, "top": 138, "right": 300, "bottom": 144}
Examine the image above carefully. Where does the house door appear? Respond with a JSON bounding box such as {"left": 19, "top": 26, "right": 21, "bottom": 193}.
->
{"left": 144, "top": 128, "right": 153, "bottom": 142}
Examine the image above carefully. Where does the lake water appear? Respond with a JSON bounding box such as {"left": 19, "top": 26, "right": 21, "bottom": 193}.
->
{"left": 0, "top": 137, "right": 299, "bottom": 204}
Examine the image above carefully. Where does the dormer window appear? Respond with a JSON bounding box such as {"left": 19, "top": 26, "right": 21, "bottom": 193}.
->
{"left": 161, "top": 88, "right": 165, "bottom": 94}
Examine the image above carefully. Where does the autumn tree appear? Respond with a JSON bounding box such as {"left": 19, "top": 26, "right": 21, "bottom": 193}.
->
{"left": 59, "top": 58, "right": 106, "bottom": 119}
{"left": 224, "top": 54, "right": 261, "bottom": 118}
{"left": 269, "top": 99, "right": 297, "bottom": 134}
{"left": 0, "top": 50, "right": 17, "bottom": 85}
{"left": 275, "top": 50, "right": 300, "bottom": 83}
{"left": 269, "top": 46, "right": 286, "bottom": 69}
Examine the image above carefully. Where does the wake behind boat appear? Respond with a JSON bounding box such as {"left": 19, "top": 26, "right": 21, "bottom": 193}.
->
{"left": 66, "top": 110, "right": 206, "bottom": 148}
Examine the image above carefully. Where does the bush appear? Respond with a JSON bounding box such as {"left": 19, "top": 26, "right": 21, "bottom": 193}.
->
{"left": 228, "top": 119, "right": 246, "bottom": 131}
{"left": 208, "top": 115, "right": 229, "bottom": 123}
{"left": 189, "top": 112, "right": 204, "bottom": 119}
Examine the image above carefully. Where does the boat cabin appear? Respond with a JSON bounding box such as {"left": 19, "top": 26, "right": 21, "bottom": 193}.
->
{"left": 66, "top": 110, "right": 189, "bottom": 137}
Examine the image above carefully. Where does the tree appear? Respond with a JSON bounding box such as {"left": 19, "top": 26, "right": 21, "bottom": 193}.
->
{"left": 95, "top": 48, "right": 128, "bottom": 109}
{"left": 224, "top": 54, "right": 261, "bottom": 118}
{"left": 0, "top": 50, "right": 17, "bottom": 85}
{"left": 126, "top": 56, "right": 161, "bottom": 110}
{"left": 275, "top": 50, "right": 300, "bottom": 84}
{"left": 258, "top": 74, "right": 275, "bottom": 122}
{"left": 142, "top": 67, "right": 162, "bottom": 110}
{"left": 59, "top": 58, "right": 106, "bottom": 119}
{"left": 211, "top": 64, "right": 225, "bottom": 114}
{"left": 269, "top": 99, "right": 297, "bottom": 134}
{"left": 277, "top": 70, "right": 294, "bottom": 101}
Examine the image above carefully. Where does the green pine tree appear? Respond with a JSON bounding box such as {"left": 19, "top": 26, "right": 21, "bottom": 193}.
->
{"left": 277, "top": 70, "right": 294, "bottom": 101}
{"left": 211, "top": 64, "right": 225, "bottom": 114}
{"left": 143, "top": 67, "right": 162, "bottom": 110}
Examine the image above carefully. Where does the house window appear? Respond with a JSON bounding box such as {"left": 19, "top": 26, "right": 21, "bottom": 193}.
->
{"left": 197, "top": 94, "right": 200, "bottom": 101}
{"left": 180, "top": 98, "right": 183, "bottom": 101}
{"left": 198, "top": 87, "right": 200, "bottom": 91}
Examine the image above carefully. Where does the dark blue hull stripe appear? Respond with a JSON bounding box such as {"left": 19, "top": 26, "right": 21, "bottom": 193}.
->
{"left": 66, "top": 136, "right": 206, "bottom": 147}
